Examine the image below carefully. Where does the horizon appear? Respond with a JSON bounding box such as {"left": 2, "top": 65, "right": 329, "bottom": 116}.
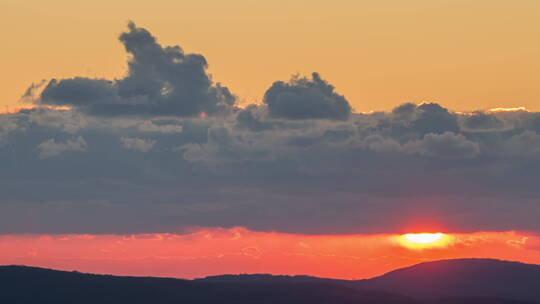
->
{"left": 1, "top": 229, "right": 539, "bottom": 280}
{"left": 3, "top": 257, "right": 537, "bottom": 281}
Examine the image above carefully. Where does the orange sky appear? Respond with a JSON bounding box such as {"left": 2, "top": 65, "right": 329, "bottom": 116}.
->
{"left": 1, "top": 228, "right": 539, "bottom": 279}
{"left": 2, "top": 0, "right": 540, "bottom": 113}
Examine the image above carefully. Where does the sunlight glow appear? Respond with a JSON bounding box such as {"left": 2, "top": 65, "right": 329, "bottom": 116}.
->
{"left": 405, "top": 233, "right": 443, "bottom": 244}
{"left": 398, "top": 232, "right": 453, "bottom": 249}
{"left": 0, "top": 230, "right": 538, "bottom": 279}
{"left": 488, "top": 106, "right": 529, "bottom": 113}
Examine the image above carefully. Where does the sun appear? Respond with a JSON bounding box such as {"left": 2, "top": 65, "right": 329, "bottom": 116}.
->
{"left": 405, "top": 233, "right": 443, "bottom": 244}
{"left": 397, "top": 232, "right": 452, "bottom": 249}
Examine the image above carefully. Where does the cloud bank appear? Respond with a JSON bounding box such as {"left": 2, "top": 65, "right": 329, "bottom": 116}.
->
{"left": 2, "top": 23, "right": 540, "bottom": 235}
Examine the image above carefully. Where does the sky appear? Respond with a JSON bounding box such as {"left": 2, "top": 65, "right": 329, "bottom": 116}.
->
{"left": 1, "top": 0, "right": 540, "bottom": 279}
{"left": 2, "top": 0, "right": 540, "bottom": 112}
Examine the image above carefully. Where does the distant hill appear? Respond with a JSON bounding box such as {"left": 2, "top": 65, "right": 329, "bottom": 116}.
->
{"left": 0, "top": 265, "right": 416, "bottom": 304}
{"left": 0, "top": 259, "right": 539, "bottom": 303}
{"left": 198, "top": 273, "right": 347, "bottom": 284}
{"left": 355, "top": 259, "right": 540, "bottom": 302}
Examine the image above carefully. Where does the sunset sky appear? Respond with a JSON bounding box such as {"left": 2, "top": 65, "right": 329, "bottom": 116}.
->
{"left": 2, "top": 0, "right": 540, "bottom": 112}
{"left": 1, "top": 0, "right": 540, "bottom": 279}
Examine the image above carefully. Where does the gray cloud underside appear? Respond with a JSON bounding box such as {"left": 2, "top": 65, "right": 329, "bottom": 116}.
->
{"left": 2, "top": 104, "right": 540, "bottom": 235}
{"left": 4, "top": 23, "right": 540, "bottom": 235}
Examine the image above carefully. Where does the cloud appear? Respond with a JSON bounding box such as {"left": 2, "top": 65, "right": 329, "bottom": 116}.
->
{"left": 362, "top": 135, "right": 401, "bottom": 153}
{"left": 413, "top": 103, "right": 460, "bottom": 135}
{"left": 37, "top": 136, "right": 87, "bottom": 159}
{"left": 120, "top": 137, "right": 157, "bottom": 152}
{"left": 263, "top": 73, "right": 351, "bottom": 120}
{"left": 5, "top": 23, "right": 540, "bottom": 235}
{"left": 402, "top": 132, "right": 481, "bottom": 159}
{"left": 34, "top": 22, "right": 235, "bottom": 117}
{"left": 27, "top": 108, "right": 89, "bottom": 134}
{"left": 3, "top": 102, "right": 540, "bottom": 235}
{"left": 387, "top": 103, "right": 460, "bottom": 140}
{"left": 461, "top": 112, "right": 505, "bottom": 132}
{"left": 137, "top": 121, "right": 183, "bottom": 134}
{"left": 503, "top": 131, "right": 540, "bottom": 157}
{"left": 0, "top": 115, "right": 18, "bottom": 146}
{"left": 235, "top": 105, "right": 274, "bottom": 132}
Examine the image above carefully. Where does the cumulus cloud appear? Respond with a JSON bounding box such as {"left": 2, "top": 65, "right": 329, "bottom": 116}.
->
{"left": 37, "top": 136, "right": 87, "bottom": 159}
{"left": 403, "top": 132, "right": 481, "bottom": 159}
{"left": 263, "top": 73, "right": 351, "bottom": 120}
{"left": 137, "top": 120, "right": 183, "bottom": 134}
{"left": 413, "top": 103, "right": 460, "bottom": 135}
{"left": 503, "top": 131, "right": 540, "bottom": 157}
{"left": 461, "top": 112, "right": 505, "bottom": 132}
{"left": 0, "top": 116, "right": 18, "bottom": 146}
{"left": 386, "top": 103, "right": 460, "bottom": 140}
{"left": 34, "top": 22, "right": 235, "bottom": 117}
{"left": 235, "top": 105, "right": 274, "bottom": 132}
{"left": 5, "top": 23, "right": 540, "bottom": 235}
{"left": 362, "top": 135, "right": 401, "bottom": 153}
{"left": 27, "top": 108, "right": 89, "bottom": 133}
{"left": 3, "top": 101, "right": 540, "bottom": 234}
{"left": 120, "top": 137, "right": 157, "bottom": 152}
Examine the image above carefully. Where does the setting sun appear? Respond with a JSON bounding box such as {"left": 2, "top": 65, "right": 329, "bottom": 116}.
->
{"left": 398, "top": 233, "right": 453, "bottom": 249}
{"left": 405, "top": 233, "right": 443, "bottom": 244}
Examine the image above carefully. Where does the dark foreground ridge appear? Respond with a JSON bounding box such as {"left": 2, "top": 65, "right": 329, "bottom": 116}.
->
{"left": 1, "top": 259, "right": 539, "bottom": 303}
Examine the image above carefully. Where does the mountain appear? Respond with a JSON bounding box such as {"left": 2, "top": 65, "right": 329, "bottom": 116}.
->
{"left": 198, "top": 273, "right": 347, "bottom": 284}
{"left": 197, "top": 259, "right": 540, "bottom": 303}
{"left": 0, "top": 265, "right": 417, "bottom": 304}
{"left": 355, "top": 259, "right": 540, "bottom": 302}
{"left": 0, "top": 259, "right": 538, "bottom": 303}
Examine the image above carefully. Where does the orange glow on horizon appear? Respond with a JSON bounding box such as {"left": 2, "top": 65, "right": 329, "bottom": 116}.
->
{"left": 0, "top": 228, "right": 539, "bottom": 280}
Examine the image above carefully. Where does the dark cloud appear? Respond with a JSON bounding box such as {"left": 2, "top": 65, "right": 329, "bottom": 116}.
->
{"left": 462, "top": 111, "right": 505, "bottom": 131}
{"left": 3, "top": 103, "right": 540, "bottom": 235}
{"left": 36, "top": 22, "right": 235, "bottom": 117}
{"left": 5, "top": 23, "right": 540, "bottom": 235}
{"left": 380, "top": 102, "right": 461, "bottom": 142}
{"left": 503, "top": 131, "right": 540, "bottom": 157}
{"left": 402, "top": 132, "right": 480, "bottom": 159}
{"left": 263, "top": 73, "right": 351, "bottom": 120}
{"left": 413, "top": 103, "right": 460, "bottom": 135}
{"left": 37, "top": 136, "right": 87, "bottom": 159}
{"left": 120, "top": 136, "right": 156, "bottom": 152}
{"left": 235, "top": 105, "right": 274, "bottom": 132}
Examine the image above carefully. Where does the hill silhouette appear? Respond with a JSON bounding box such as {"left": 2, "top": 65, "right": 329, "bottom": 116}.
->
{"left": 0, "top": 259, "right": 538, "bottom": 303}
{"left": 356, "top": 258, "right": 540, "bottom": 302}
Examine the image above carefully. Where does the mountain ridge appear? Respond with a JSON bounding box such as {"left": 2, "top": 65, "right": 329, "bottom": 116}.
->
{"left": 1, "top": 258, "right": 539, "bottom": 303}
